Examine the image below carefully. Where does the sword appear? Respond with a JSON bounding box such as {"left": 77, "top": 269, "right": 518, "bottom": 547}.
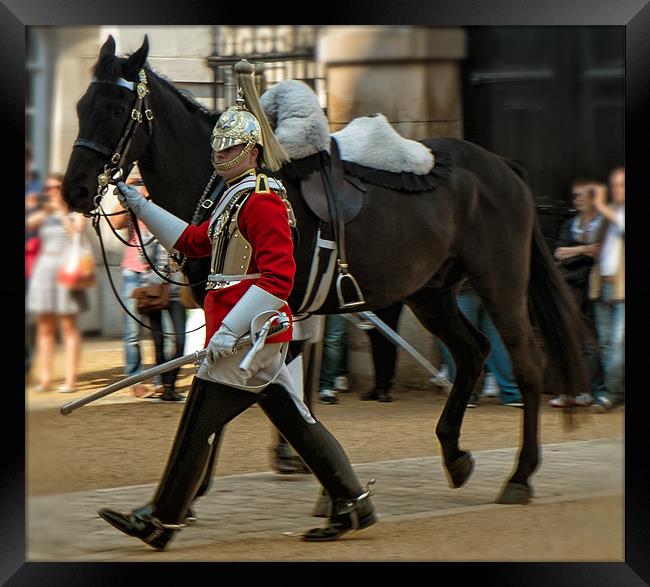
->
{"left": 60, "top": 314, "right": 291, "bottom": 415}
{"left": 345, "top": 311, "right": 453, "bottom": 393}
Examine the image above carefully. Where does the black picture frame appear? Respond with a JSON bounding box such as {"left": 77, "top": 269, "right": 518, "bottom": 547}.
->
{"left": 7, "top": 0, "right": 649, "bottom": 584}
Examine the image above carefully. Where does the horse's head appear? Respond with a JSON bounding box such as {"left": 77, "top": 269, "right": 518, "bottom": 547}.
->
{"left": 62, "top": 35, "right": 151, "bottom": 213}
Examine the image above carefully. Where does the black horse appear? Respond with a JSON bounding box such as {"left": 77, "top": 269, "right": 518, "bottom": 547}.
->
{"left": 63, "top": 36, "right": 587, "bottom": 505}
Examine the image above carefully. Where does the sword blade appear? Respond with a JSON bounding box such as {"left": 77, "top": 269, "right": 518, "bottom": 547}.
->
{"left": 347, "top": 311, "right": 453, "bottom": 392}
{"left": 60, "top": 318, "right": 289, "bottom": 415}
{"left": 60, "top": 350, "right": 206, "bottom": 415}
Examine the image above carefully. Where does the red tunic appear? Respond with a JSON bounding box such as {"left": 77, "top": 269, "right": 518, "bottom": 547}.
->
{"left": 174, "top": 189, "right": 295, "bottom": 346}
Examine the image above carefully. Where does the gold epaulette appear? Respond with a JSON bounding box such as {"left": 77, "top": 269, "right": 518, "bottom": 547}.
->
{"left": 255, "top": 173, "right": 271, "bottom": 194}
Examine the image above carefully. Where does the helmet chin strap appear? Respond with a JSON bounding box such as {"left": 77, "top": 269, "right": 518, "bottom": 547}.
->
{"left": 213, "top": 140, "right": 256, "bottom": 173}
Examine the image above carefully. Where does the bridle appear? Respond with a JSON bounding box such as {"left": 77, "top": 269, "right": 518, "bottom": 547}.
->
{"left": 73, "top": 68, "right": 154, "bottom": 214}
{"left": 71, "top": 66, "right": 213, "bottom": 336}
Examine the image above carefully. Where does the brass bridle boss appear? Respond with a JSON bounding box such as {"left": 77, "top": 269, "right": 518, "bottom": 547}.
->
{"left": 73, "top": 68, "right": 154, "bottom": 213}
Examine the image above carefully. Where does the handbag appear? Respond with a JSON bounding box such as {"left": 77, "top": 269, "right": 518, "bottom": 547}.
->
{"left": 57, "top": 231, "right": 96, "bottom": 289}
{"left": 25, "top": 235, "right": 41, "bottom": 279}
{"left": 179, "top": 274, "right": 201, "bottom": 309}
{"left": 131, "top": 282, "right": 170, "bottom": 314}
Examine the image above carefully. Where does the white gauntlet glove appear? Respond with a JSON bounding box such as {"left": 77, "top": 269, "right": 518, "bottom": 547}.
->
{"left": 206, "top": 324, "right": 239, "bottom": 365}
{"left": 114, "top": 181, "right": 189, "bottom": 251}
{"left": 116, "top": 181, "right": 148, "bottom": 215}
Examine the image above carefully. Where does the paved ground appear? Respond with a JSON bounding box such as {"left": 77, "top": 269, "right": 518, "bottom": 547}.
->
{"left": 26, "top": 337, "right": 625, "bottom": 561}
{"left": 28, "top": 437, "right": 623, "bottom": 561}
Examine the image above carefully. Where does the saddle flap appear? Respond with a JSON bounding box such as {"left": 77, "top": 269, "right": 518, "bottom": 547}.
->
{"left": 299, "top": 143, "right": 365, "bottom": 226}
{"left": 300, "top": 171, "right": 331, "bottom": 224}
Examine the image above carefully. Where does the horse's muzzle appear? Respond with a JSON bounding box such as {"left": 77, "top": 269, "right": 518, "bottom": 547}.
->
{"left": 63, "top": 184, "right": 93, "bottom": 214}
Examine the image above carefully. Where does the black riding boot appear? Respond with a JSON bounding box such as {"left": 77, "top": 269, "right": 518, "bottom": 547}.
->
{"left": 98, "top": 378, "right": 259, "bottom": 550}
{"left": 258, "top": 384, "right": 376, "bottom": 541}
{"left": 192, "top": 428, "right": 223, "bottom": 500}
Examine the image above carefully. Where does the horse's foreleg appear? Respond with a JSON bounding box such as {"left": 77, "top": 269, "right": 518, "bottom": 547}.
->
{"left": 406, "top": 289, "right": 490, "bottom": 489}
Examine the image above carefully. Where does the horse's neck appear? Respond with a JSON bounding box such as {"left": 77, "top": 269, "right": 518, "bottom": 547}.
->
{"left": 138, "top": 75, "right": 215, "bottom": 222}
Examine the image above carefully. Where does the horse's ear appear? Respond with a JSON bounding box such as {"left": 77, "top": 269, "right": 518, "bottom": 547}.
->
{"left": 123, "top": 35, "right": 149, "bottom": 79}
{"left": 99, "top": 35, "right": 116, "bottom": 59}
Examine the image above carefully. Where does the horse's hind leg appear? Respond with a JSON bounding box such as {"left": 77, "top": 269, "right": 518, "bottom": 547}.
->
{"left": 406, "top": 288, "right": 490, "bottom": 489}
{"left": 468, "top": 282, "right": 545, "bottom": 505}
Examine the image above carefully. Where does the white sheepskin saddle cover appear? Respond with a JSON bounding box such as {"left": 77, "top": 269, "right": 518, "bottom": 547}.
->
{"left": 332, "top": 114, "right": 434, "bottom": 174}
{"left": 261, "top": 81, "right": 435, "bottom": 175}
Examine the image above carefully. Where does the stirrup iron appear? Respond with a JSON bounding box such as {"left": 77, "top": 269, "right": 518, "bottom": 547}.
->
{"left": 336, "top": 266, "right": 366, "bottom": 309}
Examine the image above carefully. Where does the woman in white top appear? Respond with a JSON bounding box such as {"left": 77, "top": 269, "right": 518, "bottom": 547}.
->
{"left": 27, "top": 173, "right": 88, "bottom": 393}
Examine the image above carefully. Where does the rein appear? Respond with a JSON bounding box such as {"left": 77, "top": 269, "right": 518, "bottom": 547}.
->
{"left": 90, "top": 212, "right": 206, "bottom": 336}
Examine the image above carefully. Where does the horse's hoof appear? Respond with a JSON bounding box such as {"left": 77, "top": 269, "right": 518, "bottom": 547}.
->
{"left": 496, "top": 482, "right": 532, "bottom": 505}
{"left": 445, "top": 452, "right": 474, "bottom": 488}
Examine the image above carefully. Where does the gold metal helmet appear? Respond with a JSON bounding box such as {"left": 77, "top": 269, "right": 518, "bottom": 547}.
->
{"left": 211, "top": 92, "right": 262, "bottom": 153}
{"left": 210, "top": 59, "right": 289, "bottom": 173}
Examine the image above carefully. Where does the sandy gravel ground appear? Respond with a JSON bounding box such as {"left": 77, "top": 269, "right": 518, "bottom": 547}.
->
{"left": 26, "top": 340, "right": 624, "bottom": 562}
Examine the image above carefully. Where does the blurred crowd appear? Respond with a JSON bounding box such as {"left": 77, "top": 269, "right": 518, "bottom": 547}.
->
{"left": 25, "top": 146, "right": 624, "bottom": 413}
{"left": 25, "top": 149, "right": 193, "bottom": 402}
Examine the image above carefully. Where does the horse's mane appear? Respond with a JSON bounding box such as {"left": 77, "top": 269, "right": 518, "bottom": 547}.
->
{"left": 149, "top": 68, "right": 221, "bottom": 125}
{"left": 92, "top": 53, "right": 220, "bottom": 125}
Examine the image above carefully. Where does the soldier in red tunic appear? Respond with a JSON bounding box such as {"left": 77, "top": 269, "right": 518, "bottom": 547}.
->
{"left": 97, "top": 61, "right": 376, "bottom": 549}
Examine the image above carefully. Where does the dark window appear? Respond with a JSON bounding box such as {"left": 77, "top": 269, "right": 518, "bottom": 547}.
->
{"left": 462, "top": 26, "right": 623, "bottom": 243}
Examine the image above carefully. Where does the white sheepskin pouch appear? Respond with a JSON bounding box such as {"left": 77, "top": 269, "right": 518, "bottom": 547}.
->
{"left": 260, "top": 80, "right": 330, "bottom": 160}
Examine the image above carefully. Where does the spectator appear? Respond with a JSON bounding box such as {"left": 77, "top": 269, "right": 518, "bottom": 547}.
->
{"left": 361, "top": 301, "right": 405, "bottom": 402}
{"left": 589, "top": 168, "right": 625, "bottom": 412}
{"left": 26, "top": 173, "right": 88, "bottom": 392}
{"left": 318, "top": 314, "right": 349, "bottom": 404}
{"left": 25, "top": 144, "right": 43, "bottom": 380}
{"left": 25, "top": 144, "right": 42, "bottom": 200}
{"left": 548, "top": 178, "right": 606, "bottom": 408}
{"left": 107, "top": 173, "right": 156, "bottom": 398}
{"left": 437, "top": 285, "right": 523, "bottom": 408}
{"left": 144, "top": 240, "right": 187, "bottom": 402}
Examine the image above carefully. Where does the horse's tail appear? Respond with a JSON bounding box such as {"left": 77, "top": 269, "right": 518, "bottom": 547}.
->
{"left": 527, "top": 219, "right": 590, "bottom": 403}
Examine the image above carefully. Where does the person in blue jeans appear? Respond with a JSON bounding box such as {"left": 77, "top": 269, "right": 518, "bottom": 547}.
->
{"left": 145, "top": 240, "right": 187, "bottom": 402}
{"left": 318, "top": 314, "right": 349, "bottom": 404}
{"left": 589, "top": 169, "right": 625, "bottom": 412}
{"left": 108, "top": 175, "right": 156, "bottom": 397}
{"left": 437, "top": 286, "right": 523, "bottom": 408}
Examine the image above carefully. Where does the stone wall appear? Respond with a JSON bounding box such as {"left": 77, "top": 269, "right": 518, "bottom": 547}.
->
{"left": 43, "top": 27, "right": 216, "bottom": 336}
{"left": 317, "top": 26, "right": 466, "bottom": 389}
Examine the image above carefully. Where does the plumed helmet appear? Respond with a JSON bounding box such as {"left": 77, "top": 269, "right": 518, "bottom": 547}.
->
{"left": 211, "top": 94, "right": 262, "bottom": 153}
{"left": 210, "top": 59, "right": 289, "bottom": 172}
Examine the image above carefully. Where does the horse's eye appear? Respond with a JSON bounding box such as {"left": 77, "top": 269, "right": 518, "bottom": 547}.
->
{"left": 113, "top": 106, "right": 126, "bottom": 117}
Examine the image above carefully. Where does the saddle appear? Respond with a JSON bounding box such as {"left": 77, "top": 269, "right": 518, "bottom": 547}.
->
{"left": 288, "top": 136, "right": 454, "bottom": 227}
{"left": 300, "top": 138, "right": 366, "bottom": 309}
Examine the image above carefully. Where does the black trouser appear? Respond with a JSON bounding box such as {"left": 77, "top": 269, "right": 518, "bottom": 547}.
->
{"left": 568, "top": 283, "right": 606, "bottom": 396}
{"left": 152, "top": 376, "right": 365, "bottom": 525}
{"left": 148, "top": 301, "right": 187, "bottom": 389}
{"left": 367, "top": 302, "right": 404, "bottom": 390}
